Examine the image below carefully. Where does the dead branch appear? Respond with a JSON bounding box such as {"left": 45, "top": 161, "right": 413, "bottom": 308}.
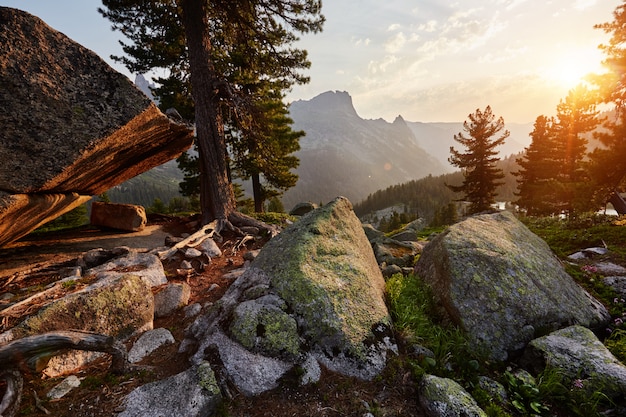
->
{"left": 154, "top": 220, "right": 218, "bottom": 260}
{"left": 0, "top": 330, "right": 128, "bottom": 374}
{"left": 0, "top": 369, "right": 22, "bottom": 417}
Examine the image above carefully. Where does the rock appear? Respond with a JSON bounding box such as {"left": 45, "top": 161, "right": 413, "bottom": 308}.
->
{"left": 594, "top": 262, "right": 626, "bottom": 276}
{"left": 87, "top": 252, "right": 167, "bottom": 288}
{"left": 199, "top": 330, "right": 292, "bottom": 396}
{"left": 0, "top": 192, "right": 91, "bottom": 247}
{"left": 154, "top": 283, "right": 191, "bottom": 318}
{"left": 289, "top": 202, "right": 318, "bottom": 216}
{"left": 521, "top": 325, "right": 626, "bottom": 399}
{"left": 10, "top": 274, "right": 153, "bottom": 377}
{"left": 184, "top": 247, "right": 203, "bottom": 258}
{"left": 90, "top": 202, "right": 147, "bottom": 232}
{"left": 414, "top": 211, "right": 610, "bottom": 361}
{"left": 603, "top": 276, "right": 626, "bottom": 297}
{"left": 381, "top": 264, "right": 403, "bottom": 278}
{"left": 372, "top": 239, "right": 421, "bottom": 268}
{"left": 568, "top": 247, "right": 609, "bottom": 260}
{"left": 184, "top": 303, "right": 202, "bottom": 319}
{"left": 199, "top": 238, "right": 222, "bottom": 258}
{"left": 189, "top": 197, "right": 396, "bottom": 396}
{"left": 243, "top": 249, "right": 261, "bottom": 262}
{"left": 419, "top": 374, "right": 487, "bottom": 417}
{"left": 477, "top": 376, "right": 508, "bottom": 405}
{"left": 78, "top": 247, "right": 130, "bottom": 269}
{"left": 128, "top": 328, "right": 175, "bottom": 363}
{"left": 362, "top": 224, "right": 385, "bottom": 241}
{"left": 0, "top": 8, "right": 193, "bottom": 246}
{"left": 222, "top": 268, "right": 246, "bottom": 281}
{"left": 46, "top": 375, "right": 81, "bottom": 400}
{"left": 118, "top": 362, "right": 221, "bottom": 417}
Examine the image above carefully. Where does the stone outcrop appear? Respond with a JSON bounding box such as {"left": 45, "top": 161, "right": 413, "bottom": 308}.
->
{"left": 118, "top": 362, "right": 222, "bottom": 417}
{"left": 187, "top": 197, "right": 396, "bottom": 396}
{"left": 0, "top": 7, "right": 194, "bottom": 246}
{"left": 90, "top": 202, "right": 147, "bottom": 232}
{"left": 414, "top": 211, "right": 610, "bottom": 361}
{"left": 522, "top": 325, "right": 626, "bottom": 400}
{"left": 419, "top": 374, "right": 487, "bottom": 417}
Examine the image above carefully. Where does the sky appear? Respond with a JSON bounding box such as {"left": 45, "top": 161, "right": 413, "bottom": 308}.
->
{"left": 2, "top": 0, "right": 622, "bottom": 123}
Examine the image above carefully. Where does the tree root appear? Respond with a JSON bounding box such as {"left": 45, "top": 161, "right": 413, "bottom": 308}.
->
{"left": 0, "top": 330, "right": 129, "bottom": 417}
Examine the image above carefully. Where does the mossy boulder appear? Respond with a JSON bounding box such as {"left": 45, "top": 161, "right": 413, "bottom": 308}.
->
{"left": 419, "top": 374, "right": 487, "bottom": 417}
{"left": 522, "top": 325, "right": 626, "bottom": 400}
{"left": 415, "top": 211, "right": 609, "bottom": 361}
{"left": 190, "top": 197, "right": 395, "bottom": 395}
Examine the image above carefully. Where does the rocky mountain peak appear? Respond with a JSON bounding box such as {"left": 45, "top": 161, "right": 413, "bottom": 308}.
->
{"left": 290, "top": 90, "right": 359, "bottom": 118}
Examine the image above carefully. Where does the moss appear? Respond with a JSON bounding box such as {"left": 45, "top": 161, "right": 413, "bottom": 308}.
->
{"left": 197, "top": 362, "right": 221, "bottom": 396}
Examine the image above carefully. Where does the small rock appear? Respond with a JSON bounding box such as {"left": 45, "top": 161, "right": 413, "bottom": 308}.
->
{"left": 595, "top": 262, "right": 626, "bottom": 276}
{"left": 381, "top": 264, "right": 402, "bottom": 278}
{"left": 184, "top": 303, "right": 202, "bottom": 319}
{"left": 0, "top": 292, "right": 14, "bottom": 301}
{"left": 128, "top": 328, "right": 175, "bottom": 363}
{"left": 200, "top": 238, "right": 222, "bottom": 258}
{"left": 180, "top": 260, "right": 193, "bottom": 270}
{"left": 289, "top": 202, "right": 317, "bottom": 216}
{"left": 222, "top": 268, "right": 246, "bottom": 280}
{"left": 184, "top": 248, "right": 203, "bottom": 258}
{"left": 47, "top": 375, "right": 81, "bottom": 399}
{"left": 154, "top": 283, "right": 191, "bottom": 318}
{"left": 243, "top": 249, "right": 261, "bottom": 262}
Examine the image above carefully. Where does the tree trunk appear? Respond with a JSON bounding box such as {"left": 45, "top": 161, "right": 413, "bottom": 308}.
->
{"left": 181, "top": 0, "right": 236, "bottom": 226}
{"left": 252, "top": 173, "right": 264, "bottom": 213}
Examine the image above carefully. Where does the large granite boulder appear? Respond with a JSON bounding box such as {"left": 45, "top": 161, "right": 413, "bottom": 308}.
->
{"left": 0, "top": 7, "right": 193, "bottom": 246}
{"left": 419, "top": 374, "right": 487, "bottom": 417}
{"left": 188, "top": 197, "right": 396, "bottom": 396}
{"left": 522, "top": 325, "right": 626, "bottom": 400}
{"left": 414, "top": 211, "right": 610, "bottom": 361}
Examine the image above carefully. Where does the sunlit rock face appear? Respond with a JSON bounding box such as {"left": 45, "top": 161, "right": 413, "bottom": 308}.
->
{"left": 0, "top": 7, "right": 193, "bottom": 246}
{"left": 415, "top": 211, "right": 610, "bottom": 361}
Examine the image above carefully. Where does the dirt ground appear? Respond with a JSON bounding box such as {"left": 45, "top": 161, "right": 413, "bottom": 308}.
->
{"left": 0, "top": 218, "right": 424, "bottom": 417}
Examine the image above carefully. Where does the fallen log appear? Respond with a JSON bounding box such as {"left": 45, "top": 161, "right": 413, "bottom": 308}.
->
{"left": 0, "top": 330, "right": 128, "bottom": 417}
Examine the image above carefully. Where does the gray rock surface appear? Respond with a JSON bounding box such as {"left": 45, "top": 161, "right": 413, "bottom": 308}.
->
{"left": 199, "top": 238, "right": 222, "bottom": 258}
{"left": 153, "top": 283, "right": 191, "bottom": 318}
{"left": 118, "top": 362, "right": 221, "bottom": 417}
{"left": 414, "top": 211, "right": 610, "bottom": 361}
{"left": 128, "top": 328, "right": 175, "bottom": 363}
{"left": 87, "top": 252, "right": 167, "bottom": 288}
{"left": 0, "top": 7, "right": 193, "bottom": 246}
{"left": 188, "top": 197, "right": 396, "bottom": 395}
{"left": 419, "top": 374, "right": 487, "bottom": 417}
{"left": 522, "top": 325, "right": 626, "bottom": 399}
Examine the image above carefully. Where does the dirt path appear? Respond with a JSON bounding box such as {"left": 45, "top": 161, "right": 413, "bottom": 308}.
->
{"left": 0, "top": 225, "right": 170, "bottom": 279}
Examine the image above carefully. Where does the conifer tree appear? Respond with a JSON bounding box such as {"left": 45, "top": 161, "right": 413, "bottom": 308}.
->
{"left": 552, "top": 85, "right": 599, "bottom": 215}
{"left": 589, "top": 3, "right": 626, "bottom": 204}
{"left": 448, "top": 106, "right": 509, "bottom": 214}
{"left": 99, "top": 0, "right": 324, "bottom": 231}
{"left": 514, "top": 115, "right": 561, "bottom": 215}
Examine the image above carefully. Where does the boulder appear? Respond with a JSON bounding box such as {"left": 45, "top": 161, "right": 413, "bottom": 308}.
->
{"left": 419, "top": 374, "right": 487, "bottom": 417}
{"left": 414, "top": 211, "right": 610, "bottom": 361}
{"left": 0, "top": 192, "right": 91, "bottom": 247}
{"left": 289, "top": 202, "right": 318, "bottom": 216}
{"left": 0, "top": 7, "right": 193, "bottom": 246}
{"left": 118, "top": 362, "right": 221, "bottom": 417}
{"left": 86, "top": 252, "right": 167, "bottom": 288}
{"left": 188, "top": 197, "right": 396, "bottom": 395}
{"left": 7, "top": 274, "right": 153, "bottom": 377}
{"left": 128, "top": 328, "right": 175, "bottom": 363}
{"left": 153, "top": 283, "right": 191, "bottom": 318}
{"left": 90, "top": 202, "right": 147, "bottom": 232}
{"left": 521, "top": 325, "right": 626, "bottom": 399}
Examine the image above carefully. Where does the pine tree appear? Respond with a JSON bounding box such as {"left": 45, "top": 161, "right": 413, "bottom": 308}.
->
{"left": 552, "top": 85, "right": 600, "bottom": 215}
{"left": 589, "top": 3, "right": 626, "bottom": 204}
{"left": 448, "top": 106, "right": 509, "bottom": 214}
{"left": 99, "top": 0, "right": 324, "bottom": 231}
{"left": 514, "top": 115, "right": 561, "bottom": 215}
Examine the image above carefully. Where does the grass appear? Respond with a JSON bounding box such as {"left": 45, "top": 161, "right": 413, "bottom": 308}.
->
{"left": 386, "top": 210, "right": 626, "bottom": 416}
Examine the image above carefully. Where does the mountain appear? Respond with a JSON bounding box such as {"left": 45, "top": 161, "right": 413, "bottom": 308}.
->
{"left": 282, "top": 91, "right": 448, "bottom": 209}
{"left": 406, "top": 121, "right": 533, "bottom": 172}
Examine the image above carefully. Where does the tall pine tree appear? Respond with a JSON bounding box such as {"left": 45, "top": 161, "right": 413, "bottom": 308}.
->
{"left": 99, "top": 0, "right": 324, "bottom": 231}
{"left": 448, "top": 106, "right": 509, "bottom": 214}
{"left": 513, "top": 115, "right": 561, "bottom": 215}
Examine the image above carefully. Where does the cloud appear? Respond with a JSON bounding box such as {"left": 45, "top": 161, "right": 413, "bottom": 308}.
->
{"left": 574, "top": 0, "right": 597, "bottom": 11}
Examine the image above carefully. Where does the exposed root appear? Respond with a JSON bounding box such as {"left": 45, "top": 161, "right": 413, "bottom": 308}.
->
{"left": 0, "top": 369, "right": 22, "bottom": 417}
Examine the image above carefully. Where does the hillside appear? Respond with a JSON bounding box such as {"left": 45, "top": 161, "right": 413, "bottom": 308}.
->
{"left": 282, "top": 91, "right": 448, "bottom": 208}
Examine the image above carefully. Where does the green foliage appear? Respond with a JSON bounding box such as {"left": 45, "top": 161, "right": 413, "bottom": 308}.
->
{"left": 265, "top": 196, "right": 285, "bottom": 213}
{"left": 386, "top": 273, "right": 482, "bottom": 383}
{"left": 504, "top": 371, "right": 550, "bottom": 416}
{"left": 605, "top": 328, "right": 626, "bottom": 363}
{"left": 448, "top": 106, "right": 508, "bottom": 214}
{"left": 33, "top": 203, "right": 88, "bottom": 233}
{"left": 250, "top": 211, "right": 296, "bottom": 226}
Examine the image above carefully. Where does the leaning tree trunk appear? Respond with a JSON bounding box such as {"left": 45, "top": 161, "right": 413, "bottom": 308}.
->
{"left": 251, "top": 173, "right": 264, "bottom": 213}
{"left": 182, "top": 0, "right": 236, "bottom": 227}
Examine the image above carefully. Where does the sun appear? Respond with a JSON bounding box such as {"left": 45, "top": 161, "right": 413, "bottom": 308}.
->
{"left": 543, "top": 47, "right": 604, "bottom": 89}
